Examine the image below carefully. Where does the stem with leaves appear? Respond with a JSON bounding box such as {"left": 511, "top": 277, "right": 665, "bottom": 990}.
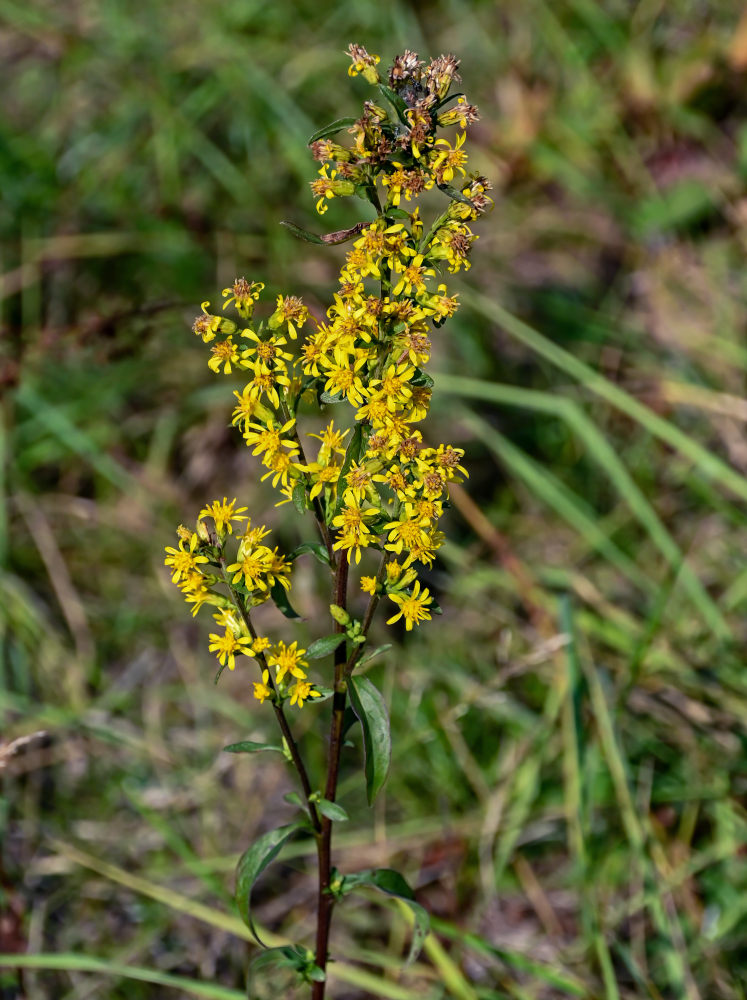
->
{"left": 166, "top": 40, "right": 491, "bottom": 998}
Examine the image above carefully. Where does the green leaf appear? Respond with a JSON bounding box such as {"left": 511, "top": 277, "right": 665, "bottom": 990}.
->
{"left": 432, "top": 91, "right": 465, "bottom": 112}
{"left": 436, "top": 182, "right": 474, "bottom": 208}
{"left": 342, "top": 867, "right": 414, "bottom": 897}
{"left": 320, "top": 389, "right": 345, "bottom": 404}
{"left": 383, "top": 207, "right": 411, "bottom": 221}
{"left": 279, "top": 221, "right": 327, "bottom": 245}
{"left": 248, "top": 945, "right": 325, "bottom": 994}
{"left": 235, "top": 823, "right": 302, "bottom": 944}
{"left": 339, "top": 868, "right": 429, "bottom": 965}
{"left": 342, "top": 705, "right": 359, "bottom": 740}
{"left": 283, "top": 791, "right": 306, "bottom": 812}
{"left": 333, "top": 423, "right": 363, "bottom": 519}
{"left": 306, "top": 634, "right": 346, "bottom": 660}
{"left": 358, "top": 643, "right": 392, "bottom": 668}
{"left": 411, "top": 368, "right": 434, "bottom": 389}
{"left": 270, "top": 580, "right": 301, "bottom": 619}
{"left": 317, "top": 798, "right": 349, "bottom": 822}
{"left": 347, "top": 676, "right": 391, "bottom": 805}
{"left": 377, "top": 84, "right": 408, "bottom": 123}
{"left": 223, "top": 741, "right": 283, "bottom": 755}
{"left": 291, "top": 374, "right": 318, "bottom": 413}
{"left": 287, "top": 541, "right": 331, "bottom": 565}
{"left": 292, "top": 482, "right": 307, "bottom": 514}
{"left": 308, "top": 116, "right": 357, "bottom": 144}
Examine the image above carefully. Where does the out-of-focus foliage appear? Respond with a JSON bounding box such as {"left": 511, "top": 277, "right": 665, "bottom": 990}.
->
{"left": 2, "top": 1, "right": 747, "bottom": 997}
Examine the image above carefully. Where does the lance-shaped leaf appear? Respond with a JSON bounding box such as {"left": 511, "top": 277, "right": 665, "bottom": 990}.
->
{"left": 306, "top": 634, "right": 346, "bottom": 660}
{"left": 382, "top": 207, "right": 412, "bottom": 221}
{"left": 283, "top": 791, "right": 307, "bottom": 813}
{"left": 339, "top": 868, "right": 429, "bottom": 965}
{"left": 319, "top": 389, "right": 345, "bottom": 404}
{"left": 432, "top": 90, "right": 465, "bottom": 112}
{"left": 436, "top": 182, "right": 475, "bottom": 209}
{"left": 358, "top": 643, "right": 392, "bottom": 668}
{"left": 411, "top": 368, "right": 434, "bottom": 389}
{"left": 292, "top": 482, "right": 307, "bottom": 514}
{"left": 316, "top": 798, "right": 349, "bottom": 822}
{"left": 270, "top": 580, "right": 301, "bottom": 619}
{"left": 235, "top": 822, "right": 303, "bottom": 944}
{"left": 347, "top": 676, "right": 391, "bottom": 805}
{"left": 223, "top": 741, "right": 284, "bottom": 755}
{"left": 287, "top": 541, "right": 331, "bottom": 565}
{"left": 308, "top": 116, "right": 358, "bottom": 144}
{"left": 280, "top": 221, "right": 367, "bottom": 247}
{"left": 377, "top": 84, "right": 408, "bottom": 123}
{"left": 280, "top": 221, "right": 327, "bottom": 245}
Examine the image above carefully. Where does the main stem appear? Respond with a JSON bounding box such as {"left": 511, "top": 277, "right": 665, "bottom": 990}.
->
{"left": 313, "top": 192, "right": 387, "bottom": 994}
{"left": 312, "top": 553, "right": 349, "bottom": 997}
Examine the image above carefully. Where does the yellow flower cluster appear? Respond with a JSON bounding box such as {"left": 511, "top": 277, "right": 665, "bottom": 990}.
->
{"left": 189, "top": 46, "right": 490, "bottom": 632}
{"left": 165, "top": 503, "right": 325, "bottom": 706}
{"left": 165, "top": 504, "right": 289, "bottom": 607}
{"left": 170, "top": 46, "right": 491, "bottom": 703}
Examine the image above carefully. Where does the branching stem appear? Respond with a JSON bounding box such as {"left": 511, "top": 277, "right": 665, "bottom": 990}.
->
{"left": 279, "top": 396, "right": 336, "bottom": 566}
{"left": 219, "top": 553, "right": 321, "bottom": 834}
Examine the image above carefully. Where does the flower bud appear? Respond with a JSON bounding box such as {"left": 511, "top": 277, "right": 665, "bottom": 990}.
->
{"left": 329, "top": 603, "right": 351, "bottom": 626}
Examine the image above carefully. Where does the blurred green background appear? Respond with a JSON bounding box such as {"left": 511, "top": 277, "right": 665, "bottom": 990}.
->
{"left": 3, "top": 1, "right": 747, "bottom": 997}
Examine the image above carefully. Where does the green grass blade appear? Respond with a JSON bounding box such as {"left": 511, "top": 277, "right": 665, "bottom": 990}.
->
{"left": 458, "top": 407, "right": 650, "bottom": 592}
{"left": 444, "top": 382, "right": 731, "bottom": 638}
{"left": 461, "top": 290, "right": 747, "bottom": 505}
{"left": 50, "top": 839, "right": 434, "bottom": 999}
{"left": 0, "top": 954, "right": 244, "bottom": 999}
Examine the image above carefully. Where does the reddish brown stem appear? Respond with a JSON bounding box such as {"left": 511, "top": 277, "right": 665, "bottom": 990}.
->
{"left": 312, "top": 554, "right": 349, "bottom": 996}
{"left": 219, "top": 552, "right": 321, "bottom": 833}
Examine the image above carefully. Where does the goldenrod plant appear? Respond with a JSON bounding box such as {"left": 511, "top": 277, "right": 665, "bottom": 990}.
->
{"left": 165, "top": 43, "right": 491, "bottom": 997}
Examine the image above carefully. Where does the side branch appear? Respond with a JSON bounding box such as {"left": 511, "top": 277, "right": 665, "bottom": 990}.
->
{"left": 220, "top": 555, "right": 321, "bottom": 834}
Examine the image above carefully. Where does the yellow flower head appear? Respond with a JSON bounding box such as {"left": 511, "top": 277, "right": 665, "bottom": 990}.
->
{"left": 164, "top": 532, "right": 208, "bottom": 584}
{"left": 253, "top": 669, "right": 272, "bottom": 704}
{"left": 347, "top": 43, "right": 380, "bottom": 84}
{"left": 386, "top": 580, "right": 433, "bottom": 631}
{"left": 208, "top": 628, "right": 254, "bottom": 670}
{"left": 288, "top": 679, "right": 323, "bottom": 708}
{"left": 310, "top": 165, "right": 355, "bottom": 215}
{"left": 267, "top": 640, "right": 308, "bottom": 684}
{"left": 226, "top": 546, "right": 274, "bottom": 592}
{"left": 308, "top": 421, "right": 349, "bottom": 463}
{"left": 268, "top": 295, "right": 309, "bottom": 339}
{"left": 222, "top": 277, "right": 264, "bottom": 319}
{"left": 208, "top": 337, "right": 241, "bottom": 375}
{"left": 252, "top": 635, "right": 272, "bottom": 654}
{"left": 198, "top": 498, "right": 248, "bottom": 537}
{"left": 192, "top": 301, "right": 221, "bottom": 343}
